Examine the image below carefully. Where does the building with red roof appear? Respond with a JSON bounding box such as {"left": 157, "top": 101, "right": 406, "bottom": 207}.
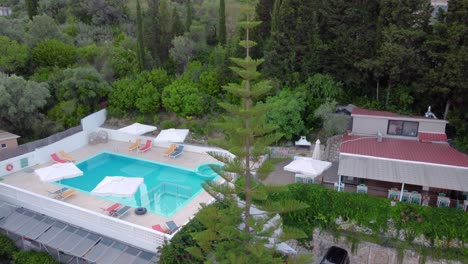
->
{"left": 337, "top": 108, "right": 468, "bottom": 208}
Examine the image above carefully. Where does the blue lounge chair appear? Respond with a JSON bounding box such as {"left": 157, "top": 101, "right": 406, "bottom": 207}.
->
{"left": 110, "top": 206, "right": 131, "bottom": 218}
{"left": 169, "top": 145, "right": 184, "bottom": 159}
{"left": 165, "top": 220, "right": 179, "bottom": 234}
{"left": 47, "top": 187, "right": 69, "bottom": 196}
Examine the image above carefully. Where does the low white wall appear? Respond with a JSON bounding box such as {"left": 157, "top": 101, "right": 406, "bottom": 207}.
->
{"left": 0, "top": 152, "right": 35, "bottom": 177}
{"left": 0, "top": 183, "right": 165, "bottom": 252}
{"left": 81, "top": 109, "right": 106, "bottom": 132}
{"left": 34, "top": 132, "right": 88, "bottom": 165}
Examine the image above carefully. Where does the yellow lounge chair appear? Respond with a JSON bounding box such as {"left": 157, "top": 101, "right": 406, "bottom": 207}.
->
{"left": 163, "top": 144, "right": 177, "bottom": 156}
{"left": 59, "top": 150, "right": 76, "bottom": 162}
{"left": 55, "top": 189, "right": 76, "bottom": 200}
{"left": 128, "top": 139, "right": 141, "bottom": 151}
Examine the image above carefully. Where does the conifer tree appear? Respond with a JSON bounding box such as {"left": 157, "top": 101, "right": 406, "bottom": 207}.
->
{"left": 144, "top": 0, "right": 161, "bottom": 65}
{"left": 185, "top": 3, "right": 310, "bottom": 262}
{"left": 170, "top": 7, "right": 184, "bottom": 38}
{"left": 185, "top": 0, "right": 193, "bottom": 32}
{"left": 136, "top": 0, "right": 145, "bottom": 72}
{"left": 25, "top": 0, "right": 39, "bottom": 20}
{"left": 218, "top": 0, "right": 227, "bottom": 45}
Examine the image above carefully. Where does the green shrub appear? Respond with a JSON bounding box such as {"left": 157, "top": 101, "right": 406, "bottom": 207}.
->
{"left": 13, "top": 251, "right": 58, "bottom": 264}
{"left": 161, "top": 120, "right": 177, "bottom": 129}
{"left": 0, "top": 233, "right": 18, "bottom": 261}
{"left": 159, "top": 216, "right": 205, "bottom": 264}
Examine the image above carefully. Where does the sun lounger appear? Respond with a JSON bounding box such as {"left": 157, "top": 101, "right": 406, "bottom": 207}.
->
{"left": 152, "top": 224, "right": 169, "bottom": 234}
{"left": 51, "top": 153, "right": 68, "bottom": 163}
{"left": 169, "top": 145, "right": 184, "bottom": 159}
{"left": 59, "top": 150, "right": 76, "bottom": 162}
{"left": 128, "top": 139, "right": 142, "bottom": 151}
{"left": 165, "top": 220, "right": 180, "bottom": 234}
{"left": 100, "top": 203, "right": 122, "bottom": 215}
{"left": 47, "top": 187, "right": 69, "bottom": 196}
{"left": 110, "top": 206, "right": 131, "bottom": 218}
{"left": 163, "top": 144, "right": 177, "bottom": 157}
{"left": 54, "top": 189, "right": 76, "bottom": 200}
{"left": 138, "top": 140, "right": 152, "bottom": 153}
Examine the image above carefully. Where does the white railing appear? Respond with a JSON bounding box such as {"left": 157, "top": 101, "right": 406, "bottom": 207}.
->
{"left": 0, "top": 183, "right": 166, "bottom": 252}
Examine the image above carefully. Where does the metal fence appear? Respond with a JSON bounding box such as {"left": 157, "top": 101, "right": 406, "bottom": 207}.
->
{"left": 0, "top": 125, "right": 82, "bottom": 161}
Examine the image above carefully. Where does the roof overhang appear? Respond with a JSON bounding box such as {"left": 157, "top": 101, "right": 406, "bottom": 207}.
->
{"left": 338, "top": 153, "right": 468, "bottom": 192}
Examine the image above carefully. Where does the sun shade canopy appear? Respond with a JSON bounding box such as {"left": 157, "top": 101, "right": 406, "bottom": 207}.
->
{"left": 284, "top": 157, "right": 332, "bottom": 178}
{"left": 35, "top": 163, "right": 83, "bottom": 182}
{"left": 154, "top": 128, "right": 189, "bottom": 143}
{"left": 91, "top": 176, "right": 144, "bottom": 197}
{"left": 118, "top": 123, "right": 157, "bottom": 136}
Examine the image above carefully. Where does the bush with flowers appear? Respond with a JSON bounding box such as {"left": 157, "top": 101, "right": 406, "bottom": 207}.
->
{"left": 394, "top": 204, "right": 424, "bottom": 242}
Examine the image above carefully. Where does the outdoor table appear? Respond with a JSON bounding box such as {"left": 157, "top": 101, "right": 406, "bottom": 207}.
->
{"left": 437, "top": 196, "right": 451, "bottom": 207}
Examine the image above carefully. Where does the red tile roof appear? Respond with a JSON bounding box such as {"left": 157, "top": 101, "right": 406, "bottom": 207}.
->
{"left": 418, "top": 132, "right": 448, "bottom": 142}
{"left": 340, "top": 134, "right": 468, "bottom": 168}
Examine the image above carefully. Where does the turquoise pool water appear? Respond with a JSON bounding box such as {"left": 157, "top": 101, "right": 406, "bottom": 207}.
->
{"left": 59, "top": 152, "right": 219, "bottom": 217}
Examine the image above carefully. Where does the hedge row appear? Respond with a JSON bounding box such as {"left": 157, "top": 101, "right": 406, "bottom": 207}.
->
{"left": 0, "top": 233, "right": 58, "bottom": 264}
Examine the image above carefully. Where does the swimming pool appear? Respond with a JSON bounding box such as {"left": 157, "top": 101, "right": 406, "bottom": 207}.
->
{"left": 59, "top": 152, "right": 220, "bottom": 217}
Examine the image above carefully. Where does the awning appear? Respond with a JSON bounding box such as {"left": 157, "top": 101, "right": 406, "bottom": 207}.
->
{"left": 154, "top": 128, "right": 189, "bottom": 143}
{"left": 118, "top": 123, "right": 157, "bottom": 136}
{"left": 338, "top": 154, "right": 468, "bottom": 192}
{"left": 91, "top": 176, "right": 144, "bottom": 197}
{"left": 284, "top": 157, "right": 332, "bottom": 178}
{"left": 35, "top": 163, "right": 83, "bottom": 182}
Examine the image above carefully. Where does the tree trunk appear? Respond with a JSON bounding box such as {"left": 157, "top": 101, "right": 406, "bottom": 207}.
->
{"left": 376, "top": 78, "right": 380, "bottom": 102}
{"left": 385, "top": 81, "right": 391, "bottom": 108}
{"left": 244, "top": 24, "right": 251, "bottom": 234}
{"left": 443, "top": 99, "right": 450, "bottom": 120}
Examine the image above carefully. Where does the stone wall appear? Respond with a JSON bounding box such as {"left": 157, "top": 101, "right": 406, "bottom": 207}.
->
{"left": 307, "top": 229, "right": 462, "bottom": 264}
{"left": 324, "top": 134, "right": 343, "bottom": 162}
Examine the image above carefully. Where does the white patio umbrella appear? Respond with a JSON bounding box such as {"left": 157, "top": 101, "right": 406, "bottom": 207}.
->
{"left": 284, "top": 157, "right": 331, "bottom": 178}
{"left": 118, "top": 123, "right": 157, "bottom": 136}
{"left": 312, "top": 139, "right": 321, "bottom": 160}
{"left": 154, "top": 128, "right": 189, "bottom": 142}
{"left": 91, "top": 176, "right": 144, "bottom": 198}
{"left": 35, "top": 163, "right": 83, "bottom": 182}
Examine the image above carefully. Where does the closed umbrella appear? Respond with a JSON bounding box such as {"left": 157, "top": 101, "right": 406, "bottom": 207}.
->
{"left": 312, "top": 139, "right": 321, "bottom": 160}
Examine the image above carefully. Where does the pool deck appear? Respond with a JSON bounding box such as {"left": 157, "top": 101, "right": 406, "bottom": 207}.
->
{"left": 2, "top": 139, "right": 220, "bottom": 232}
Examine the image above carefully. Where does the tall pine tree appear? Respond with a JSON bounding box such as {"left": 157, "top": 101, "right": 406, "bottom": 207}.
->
{"left": 185, "top": 3, "right": 309, "bottom": 262}
{"left": 144, "top": 0, "right": 162, "bottom": 65}
{"left": 25, "top": 0, "right": 39, "bottom": 20}
{"left": 170, "top": 6, "right": 184, "bottom": 38}
{"left": 185, "top": 0, "right": 193, "bottom": 32}
{"left": 136, "top": 0, "right": 145, "bottom": 72}
{"left": 218, "top": 0, "right": 227, "bottom": 45}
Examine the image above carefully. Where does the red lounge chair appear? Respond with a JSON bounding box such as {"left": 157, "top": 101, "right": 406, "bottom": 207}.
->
{"left": 138, "top": 140, "right": 152, "bottom": 153}
{"left": 100, "top": 203, "right": 122, "bottom": 215}
{"left": 51, "top": 153, "right": 67, "bottom": 163}
{"left": 152, "top": 224, "right": 169, "bottom": 234}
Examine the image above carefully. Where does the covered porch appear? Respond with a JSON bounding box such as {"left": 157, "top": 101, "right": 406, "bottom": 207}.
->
{"left": 336, "top": 154, "right": 468, "bottom": 210}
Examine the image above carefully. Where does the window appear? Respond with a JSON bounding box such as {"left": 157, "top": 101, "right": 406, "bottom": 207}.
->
{"left": 387, "top": 120, "right": 418, "bottom": 137}
{"left": 1, "top": 143, "right": 6, "bottom": 149}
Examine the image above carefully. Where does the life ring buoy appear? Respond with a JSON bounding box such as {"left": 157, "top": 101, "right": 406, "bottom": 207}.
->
{"left": 135, "top": 207, "right": 147, "bottom": 215}
{"left": 6, "top": 164, "right": 13, "bottom": 171}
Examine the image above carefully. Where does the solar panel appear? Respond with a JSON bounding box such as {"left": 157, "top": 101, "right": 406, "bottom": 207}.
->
{"left": 96, "top": 241, "right": 127, "bottom": 264}
{"left": 16, "top": 214, "right": 45, "bottom": 236}
{"left": 47, "top": 225, "right": 77, "bottom": 248}
{"left": 25, "top": 218, "right": 54, "bottom": 239}
{"left": 36, "top": 221, "right": 67, "bottom": 243}
{"left": 84, "top": 237, "right": 114, "bottom": 262}
{"left": 71, "top": 233, "right": 101, "bottom": 257}
{"left": 1, "top": 210, "right": 31, "bottom": 232}
{"left": 59, "top": 229, "right": 88, "bottom": 253}
{"left": 132, "top": 251, "right": 157, "bottom": 264}
{"left": 113, "top": 247, "right": 140, "bottom": 264}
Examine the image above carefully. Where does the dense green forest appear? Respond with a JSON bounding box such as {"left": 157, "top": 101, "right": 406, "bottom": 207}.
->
{"left": 0, "top": 0, "right": 466, "bottom": 152}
